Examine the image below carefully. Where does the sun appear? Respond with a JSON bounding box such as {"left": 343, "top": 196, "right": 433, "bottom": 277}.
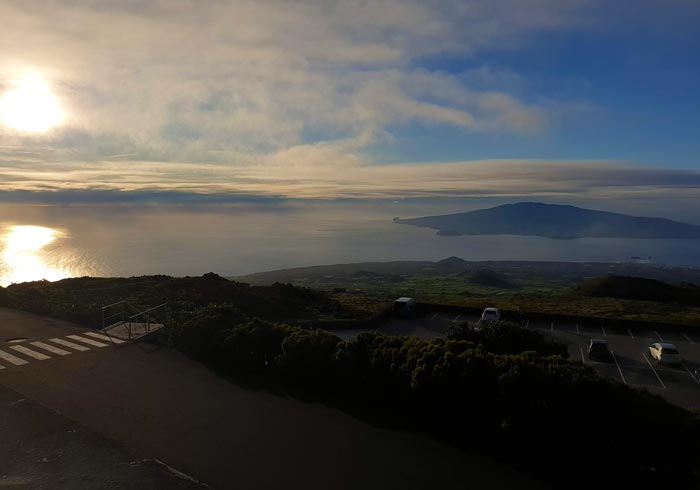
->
{"left": 0, "top": 74, "right": 65, "bottom": 132}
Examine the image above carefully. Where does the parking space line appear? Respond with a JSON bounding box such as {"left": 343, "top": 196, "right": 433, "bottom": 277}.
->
{"left": 610, "top": 350, "right": 626, "bottom": 384}
{"left": 454, "top": 315, "right": 461, "bottom": 323}
{"left": 430, "top": 313, "right": 438, "bottom": 321}
{"left": 580, "top": 347, "right": 586, "bottom": 363}
{"left": 627, "top": 328, "right": 635, "bottom": 340}
{"left": 601, "top": 326, "right": 606, "bottom": 337}
{"left": 654, "top": 331, "right": 664, "bottom": 342}
{"left": 525, "top": 320, "right": 529, "bottom": 330}
{"left": 643, "top": 354, "right": 666, "bottom": 389}
{"left": 576, "top": 324, "right": 580, "bottom": 334}
{"left": 680, "top": 361, "right": 700, "bottom": 385}
{"left": 550, "top": 322, "right": 554, "bottom": 332}
{"left": 682, "top": 333, "right": 694, "bottom": 344}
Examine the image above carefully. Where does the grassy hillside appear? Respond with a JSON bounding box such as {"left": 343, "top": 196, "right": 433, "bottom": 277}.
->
{"left": 236, "top": 260, "right": 700, "bottom": 326}
{"left": 577, "top": 275, "right": 700, "bottom": 305}
{"left": 0, "top": 273, "right": 351, "bottom": 327}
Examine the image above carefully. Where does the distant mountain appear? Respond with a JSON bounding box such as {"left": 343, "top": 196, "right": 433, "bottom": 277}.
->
{"left": 394, "top": 202, "right": 700, "bottom": 240}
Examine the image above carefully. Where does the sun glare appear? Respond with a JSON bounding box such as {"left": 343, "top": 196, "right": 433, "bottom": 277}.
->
{"left": 0, "top": 74, "right": 65, "bottom": 132}
{"left": 0, "top": 225, "right": 69, "bottom": 286}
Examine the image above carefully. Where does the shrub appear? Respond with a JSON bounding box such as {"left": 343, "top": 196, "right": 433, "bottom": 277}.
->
{"left": 448, "top": 320, "right": 568, "bottom": 356}
{"left": 279, "top": 329, "right": 341, "bottom": 387}
{"left": 222, "top": 319, "right": 293, "bottom": 372}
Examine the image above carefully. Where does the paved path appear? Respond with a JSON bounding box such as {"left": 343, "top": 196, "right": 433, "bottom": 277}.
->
{"left": 0, "top": 384, "right": 205, "bottom": 489}
{"left": 0, "top": 308, "right": 540, "bottom": 490}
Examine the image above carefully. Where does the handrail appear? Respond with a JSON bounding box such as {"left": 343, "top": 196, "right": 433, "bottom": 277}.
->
{"left": 102, "top": 300, "right": 127, "bottom": 310}
{"left": 102, "top": 300, "right": 167, "bottom": 341}
{"left": 127, "top": 303, "right": 167, "bottom": 320}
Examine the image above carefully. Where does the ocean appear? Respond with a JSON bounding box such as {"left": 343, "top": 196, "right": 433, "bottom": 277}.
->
{"left": 1, "top": 202, "right": 699, "bottom": 287}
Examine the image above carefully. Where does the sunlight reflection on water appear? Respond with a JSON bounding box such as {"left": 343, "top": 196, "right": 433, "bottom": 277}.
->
{"left": 0, "top": 224, "right": 99, "bottom": 286}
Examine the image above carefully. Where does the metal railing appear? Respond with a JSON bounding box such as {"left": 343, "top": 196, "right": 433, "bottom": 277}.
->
{"left": 101, "top": 300, "right": 167, "bottom": 340}
{"left": 125, "top": 303, "right": 167, "bottom": 340}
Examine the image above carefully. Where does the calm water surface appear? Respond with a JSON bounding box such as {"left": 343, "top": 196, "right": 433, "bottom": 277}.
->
{"left": 1, "top": 202, "right": 699, "bottom": 286}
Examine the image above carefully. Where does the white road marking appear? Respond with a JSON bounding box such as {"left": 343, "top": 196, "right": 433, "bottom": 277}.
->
{"left": 11, "top": 345, "right": 51, "bottom": 360}
{"left": 83, "top": 332, "right": 125, "bottom": 344}
{"left": 601, "top": 326, "right": 607, "bottom": 337}
{"left": 67, "top": 335, "right": 109, "bottom": 348}
{"left": 580, "top": 347, "right": 586, "bottom": 363}
{"left": 654, "top": 331, "right": 664, "bottom": 342}
{"left": 550, "top": 322, "right": 554, "bottom": 332}
{"left": 680, "top": 361, "right": 700, "bottom": 385}
{"left": 682, "top": 333, "right": 694, "bottom": 344}
{"left": 0, "top": 349, "right": 29, "bottom": 365}
{"left": 454, "top": 315, "right": 461, "bottom": 323}
{"left": 49, "top": 338, "right": 90, "bottom": 352}
{"left": 31, "top": 341, "right": 71, "bottom": 356}
{"left": 430, "top": 313, "right": 438, "bottom": 321}
{"left": 576, "top": 324, "right": 580, "bottom": 334}
{"left": 627, "top": 328, "right": 635, "bottom": 340}
{"left": 525, "top": 320, "right": 529, "bottom": 329}
{"left": 643, "top": 354, "right": 666, "bottom": 389}
{"left": 611, "top": 350, "right": 626, "bottom": 384}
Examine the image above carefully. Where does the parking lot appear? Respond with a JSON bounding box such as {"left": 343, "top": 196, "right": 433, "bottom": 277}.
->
{"left": 526, "top": 319, "right": 700, "bottom": 409}
{"left": 332, "top": 312, "right": 700, "bottom": 409}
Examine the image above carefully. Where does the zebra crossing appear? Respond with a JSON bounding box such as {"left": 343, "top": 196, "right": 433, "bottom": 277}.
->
{"left": 0, "top": 331, "right": 125, "bottom": 370}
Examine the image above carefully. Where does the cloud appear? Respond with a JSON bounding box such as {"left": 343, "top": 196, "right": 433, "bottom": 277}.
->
{"left": 0, "top": 0, "right": 695, "bottom": 207}
{"left": 1, "top": 148, "right": 698, "bottom": 202}
{"left": 0, "top": 0, "right": 591, "bottom": 165}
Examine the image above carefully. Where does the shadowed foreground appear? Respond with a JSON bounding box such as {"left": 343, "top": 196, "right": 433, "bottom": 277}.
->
{"left": 0, "top": 308, "right": 539, "bottom": 490}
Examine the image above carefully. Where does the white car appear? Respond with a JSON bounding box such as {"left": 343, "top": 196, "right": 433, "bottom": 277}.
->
{"left": 480, "top": 307, "right": 500, "bottom": 323}
{"left": 648, "top": 343, "right": 682, "bottom": 365}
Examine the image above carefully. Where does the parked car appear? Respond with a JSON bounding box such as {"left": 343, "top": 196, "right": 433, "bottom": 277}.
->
{"left": 480, "top": 307, "right": 500, "bottom": 323}
{"left": 586, "top": 339, "right": 611, "bottom": 360}
{"left": 648, "top": 343, "right": 682, "bottom": 365}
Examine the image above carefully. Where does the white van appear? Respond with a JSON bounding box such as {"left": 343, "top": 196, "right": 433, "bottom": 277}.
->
{"left": 480, "top": 307, "right": 500, "bottom": 323}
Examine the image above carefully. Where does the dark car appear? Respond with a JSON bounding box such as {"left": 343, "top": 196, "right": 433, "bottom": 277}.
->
{"left": 586, "top": 339, "right": 611, "bottom": 360}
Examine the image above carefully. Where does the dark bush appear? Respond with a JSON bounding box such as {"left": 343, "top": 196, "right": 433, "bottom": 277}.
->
{"left": 278, "top": 328, "right": 341, "bottom": 387}
{"left": 221, "top": 319, "right": 293, "bottom": 372}
{"left": 448, "top": 320, "right": 568, "bottom": 356}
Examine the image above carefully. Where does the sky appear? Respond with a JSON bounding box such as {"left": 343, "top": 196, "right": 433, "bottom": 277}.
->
{"left": 0, "top": 0, "right": 698, "bottom": 215}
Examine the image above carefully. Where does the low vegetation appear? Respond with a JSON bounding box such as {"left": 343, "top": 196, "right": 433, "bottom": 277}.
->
{"left": 577, "top": 274, "right": 700, "bottom": 305}
{"left": 0, "top": 273, "right": 348, "bottom": 326}
{"left": 236, "top": 260, "right": 700, "bottom": 326}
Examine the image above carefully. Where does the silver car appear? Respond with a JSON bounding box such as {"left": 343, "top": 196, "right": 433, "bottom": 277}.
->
{"left": 648, "top": 343, "right": 682, "bottom": 365}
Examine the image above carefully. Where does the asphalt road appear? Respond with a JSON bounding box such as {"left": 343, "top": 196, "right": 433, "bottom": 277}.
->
{"left": 333, "top": 311, "right": 700, "bottom": 409}
{"left": 0, "top": 383, "right": 205, "bottom": 490}
{"left": 0, "top": 308, "right": 540, "bottom": 490}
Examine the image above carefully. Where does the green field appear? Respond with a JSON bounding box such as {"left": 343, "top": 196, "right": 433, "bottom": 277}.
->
{"left": 236, "top": 258, "right": 700, "bottom": 326}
